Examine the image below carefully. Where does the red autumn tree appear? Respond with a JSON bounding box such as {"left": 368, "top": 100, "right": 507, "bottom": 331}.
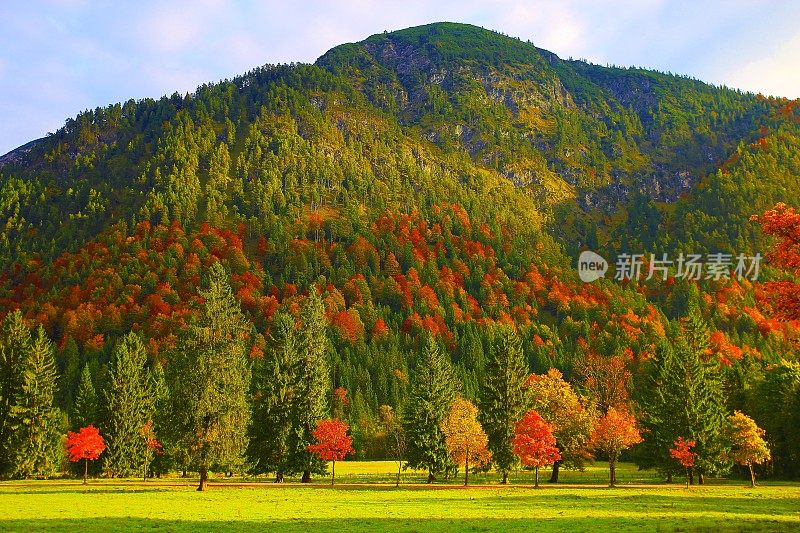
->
{"left": 669, "top": 437, "right": 697, "bottom": 488}
{"left": 66, "top": 425, "right": 106, "bottom": 484}
{"left": 752, "top": 203, "right": 800, "bottom": 321}
{"left": 512, "top": 410, "right": 561, "bottom": 487}
{"left": 140, "top": 420, "right": 163, "bottom": 481}
{"left": 307, "top": 418, "right": 355, "bottom": 485}
{"left": 590, "top": 407, "right": 643, "bottom": 487}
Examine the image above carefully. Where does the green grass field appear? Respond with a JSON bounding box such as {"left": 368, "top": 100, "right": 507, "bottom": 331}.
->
{"left": 1, "top": 462, "right": 798, "bottom": 532}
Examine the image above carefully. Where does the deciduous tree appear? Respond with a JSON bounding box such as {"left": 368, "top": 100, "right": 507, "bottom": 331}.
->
{"left": 66, "top": 425, "right": 106, "bottom": 484}
{"left": 525, "top": 368, "right": 594, "bottom": 483}
{"left": 725, "top": 411, "right": 770, "bottom": 487}
{"left": 512, "top": 410, "right": 560, "bottom": 487}
{"left": 591, "top": 407, "right": 642, "bottom": 487}
{"left": 441, "top": 397, "right": 491, "bottom": 486}
{"left": 307, "top": 418, "right": 354, "bottom": 484}
{"left": 669, "top": 437, "right": 696, "bottom": 488}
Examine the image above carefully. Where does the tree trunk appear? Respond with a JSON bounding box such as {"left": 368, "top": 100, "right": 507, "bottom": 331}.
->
{"left": 332, "top": 461, "right": 336, "bottom": 485}
{"left": 685, "top": 468, "right": 689, "bottom": 489}
{"left": 501, "top": 471, "right": 508, "bottom": 484}
{"left": 689, "top": 469, "right": 694, "bottom": 485}
{"left": 464, "top": 457, "right": 469, "bottom": 487}
{"left": 427, "top": 471, "right": 435, "bottom": 484}
{"left": 396, "top": 461, "right": 401, "bottom": 487}
{"left": 667, "top": 471, "right": 672, "bottom": 483}
{"left": 301, "top": 470, "right": 311, "bottom": 483}
{"left": 609, "top": 458, "right": 616, "bottom": 487}
{"left": 182, "top": 468, "right": 187, "bottom": 478}
{"left": 749, "top": 464, "right": 755, "bottom": 487}
{"left": 275, "top": 472, "right": 284, "bottom": 483}
{"left": 535, "top": 466, "right": 539, "bottom": 488}
{"left": 197, "top": 466, "right": 208, "bottom": 491}
{"left": 83, "top": 458, "right": 88, "bottom": 485}
{"left": 698, "top": 472, "right": 704, "bottom": 485}
{"left": 549, "top": 460, "right": 560, "bottom": 483}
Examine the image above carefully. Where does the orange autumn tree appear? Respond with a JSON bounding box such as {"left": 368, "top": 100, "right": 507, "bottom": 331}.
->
{"left": 725, "top": 411, "right": 771, "bottom": 487}
{"left": 752, "top": 203, "right": 800, "bottom": 321}
{"left": 307, "top": 418, "right": 355, "bottom": 485}
{"left": 669, "top": 437, "right": 697, "bottom": 488}
{"left": 441, "top": 397, "right": 491, "bottom": 486}
{"left": 511, "top": 410, "right": 561, "bottom": 487}
{"left": 66, "top": 425, "right": 106, "bottom": 484}
{"left": 140, "top": 420, "right": 163, "bottom": 481}
{"left": 591, "top": 407, "right": 643, "bottom": 487}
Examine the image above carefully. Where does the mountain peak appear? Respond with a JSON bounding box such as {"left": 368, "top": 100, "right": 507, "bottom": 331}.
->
{"left": 316, "top": 21, "right": 548, "bottom": 73}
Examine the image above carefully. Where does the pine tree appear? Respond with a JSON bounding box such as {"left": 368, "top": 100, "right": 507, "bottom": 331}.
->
{"left": 479, "top": 326, "right": 528, "bottom": 483}
{"left": 0, "top": 310, "right": 31, "bottom": 475}
{"left": 169, "top": 262, "right": 251, "bottom": 491}
{"left": 249, "top": 311, "right": 300, "bottom": 481}
{"left": 639, "top": 312, "right": 728, "bottom": 484}
{"left": 404, "top": 334, "right": 457, "bottom": 482}
{"left": 104, "top": 332, "right": 154, "bottom": 477}
{"left": 57, "top": 337, "right": 80, "bottom": 410}
{"left": 5, "top": 326, "right": 62, "bottom": 478}
{"left": 290, "top": 291, "right": 330, "bottom": 483}
{"left": 72, "top": 364, "right": 98, "bottom": 429}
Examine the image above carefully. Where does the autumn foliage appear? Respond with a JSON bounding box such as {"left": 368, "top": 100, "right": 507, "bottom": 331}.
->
{"left": 65, "top": 425, "right": 106, "bottom": 483}
{"left": 307, "top": 418, "right": 355, "bottom": 484}
{"left": 669, "top": 437, "right": 697, "bottom": 487}
{"left": 591, "top": 407, "right": 643, "bottom": 487}
{"left": 441, "top": 397, "right": 492, "bottom": 486}
{"left": 725, "top": 411, "right": 771, "bottom": 487}
{"left": 511, "top": 410, "right": 561, "bottom": 487}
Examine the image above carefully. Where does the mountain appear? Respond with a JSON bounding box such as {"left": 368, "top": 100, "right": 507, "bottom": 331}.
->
{"left": 1, "top": 22, "right": 798, "bottom": 455}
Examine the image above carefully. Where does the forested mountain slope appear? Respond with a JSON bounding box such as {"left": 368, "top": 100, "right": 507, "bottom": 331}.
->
{"left": 1, "top": 22, "right": 799, "bottom": 466}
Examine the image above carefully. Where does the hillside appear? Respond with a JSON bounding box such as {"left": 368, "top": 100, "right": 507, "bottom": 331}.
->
{"left": 1, "top": 22, "right": 799, "bottom": 465}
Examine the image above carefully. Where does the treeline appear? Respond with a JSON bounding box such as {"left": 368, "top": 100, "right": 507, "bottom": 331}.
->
{"left": 0, "top": 259, "right": 794, "bottom": 487}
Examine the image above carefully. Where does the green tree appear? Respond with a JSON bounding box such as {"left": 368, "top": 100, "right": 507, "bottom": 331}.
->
{"left": 169, "top": 262, "right": 251, "bottom": 491}
{"left": 104, "top": 332, "right": 154, "bottom": 477}
{"left": 479, "top": 326, "right": 528, "bottom": 483}
{"left": 290, "top": 291, "right": 330, "bottom": 483}
{"left": 4, "top": 326, "right": 62, "bottom": 478}
{"left": 0, "top": 310, "right": 31, "bottom": 476}
{"left": 404, "top": 334, "right": 457, "bottom": 482}
{"left": 249, "top": 312, "right": 300, "bottom": 482}
{"left": 639, "top": 313, "right": 728, "bottom": 484}
{"left": 72, "top": 364, "right": 98, "bottom": 429}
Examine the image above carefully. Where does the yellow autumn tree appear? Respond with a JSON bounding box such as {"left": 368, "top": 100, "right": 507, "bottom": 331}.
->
{"left": 725, "top": 411, "right": 771, "bottom": 487}
{"left": 441, "top": 397, "right": 491, "bottom": 486}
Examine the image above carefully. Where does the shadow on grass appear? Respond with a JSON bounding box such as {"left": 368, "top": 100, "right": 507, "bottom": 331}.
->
{"left": 0, "top": 515, "right": 792, "bottom": 533}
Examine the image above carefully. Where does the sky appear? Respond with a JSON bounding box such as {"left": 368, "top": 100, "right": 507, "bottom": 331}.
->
{"left": 2, "top": 0, "right": 800, "bottom": 155}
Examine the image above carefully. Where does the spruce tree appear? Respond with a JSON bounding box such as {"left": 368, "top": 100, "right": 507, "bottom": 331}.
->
{"left": 290, "top": 291, "right": 330, "bottom": 483}
{"left": 249, "top": 312, "right": 299, "bottom": 481}
{"left": 5, "top": 326, "right": 62, "bottom": 478}
{"left": 72, "top": 364, "right": 98, "bottom": 429}
{"left": 0, "top": 310, "right": 31, "bottom": 475}
{"left": 58, "top": 337, "right": 80, "bottom": 411}
{"left": 104, "top": 332, "right": 154, "bottom": 477}
{"left": 479, "top": 326, "right": 528, "bottom": 483}
{"left": 404, "top": 334, "right": 457, "bottom": 482}
{"left": 169, "top": 262, "right": 251, "bottom": 491}
{"left": 639, "top": 312, "right": 728, "bottom": 484}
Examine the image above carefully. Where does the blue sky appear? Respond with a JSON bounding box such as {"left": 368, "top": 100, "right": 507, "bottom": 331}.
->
{"left": 2, "top": 0, "right": 800, "bottom": 155}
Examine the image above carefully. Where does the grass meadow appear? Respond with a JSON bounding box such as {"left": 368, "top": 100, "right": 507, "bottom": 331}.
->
{"left": 1, "top": 462, "right": 798, "bottom": 532}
